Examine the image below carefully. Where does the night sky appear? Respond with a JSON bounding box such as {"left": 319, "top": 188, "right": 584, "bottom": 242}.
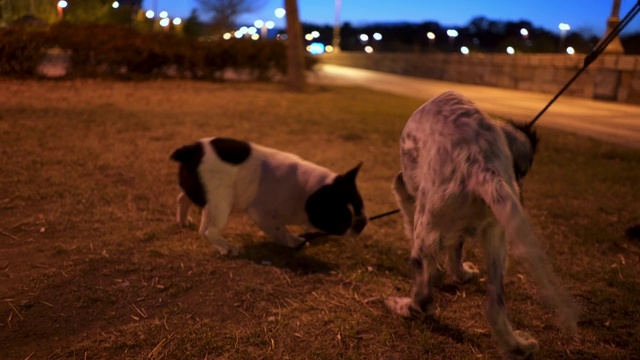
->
{"left": 141, "top": 0, "right": 639, "bottom": 36}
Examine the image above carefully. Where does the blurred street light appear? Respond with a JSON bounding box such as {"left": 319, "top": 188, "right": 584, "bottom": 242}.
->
{"left": 566, "top": 46, "right": 575, "bottom": 55}
{"left": 112, "top": 1, "right": 120, "bottom": 9}
{"left": 159, "top": 10, "right": 168, "bottom": 18}
{"left": 460, "top": 46, "right": 469, "bottom": 55}
{"left": 520, "top": 28, "right": 528, "bottom": 39}
{"left": 359, "top": 33, "right": 369, "bottom": 42}
{"left": 159, "top": 18, "right": 170, "bottom": 27}
{"left": 57, "top": 0, "right": 67, "bottom": 21}
{"left": 506, "top": 46, "right": 515, "bottom": 55}
{"left": 274, "top": 8, "right": 286, "bottom": 18}
{"left": 145, "top": 10, "right": 154, "bottom": 19}
{"left": 172, "top": 17, "right": 182, "bottom": 25}
{"left": 373, "top": 32, "right": 382, "bottom": 41}
{"left": 364, "top": 45, "right": 374, "bottom": 53}
{"left": 254, "top": 19, "right": 276, "bottom": 39}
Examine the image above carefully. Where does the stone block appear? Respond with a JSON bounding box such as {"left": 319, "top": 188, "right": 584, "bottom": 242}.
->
{"left": 617, "top": 56, "right": 636, "bottom": 71}
{"left": 593, "top": 70, "right": 620, "bottom": 100}
{"left": 600, "top": 55, "right": 618, "bottom": 70}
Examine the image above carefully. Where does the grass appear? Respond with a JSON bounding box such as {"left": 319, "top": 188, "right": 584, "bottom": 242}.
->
{"left": 0, "top": 79, "right": 639, "bottom": 360}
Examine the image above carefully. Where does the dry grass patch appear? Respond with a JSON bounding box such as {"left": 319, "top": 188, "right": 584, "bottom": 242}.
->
{"left": 1, "top": 79, "right": 639, "bottom": 359}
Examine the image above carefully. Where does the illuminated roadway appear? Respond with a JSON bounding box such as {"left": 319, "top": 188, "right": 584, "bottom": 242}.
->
{"left": 312, "top": 64, "right": 640, "bottom": 149}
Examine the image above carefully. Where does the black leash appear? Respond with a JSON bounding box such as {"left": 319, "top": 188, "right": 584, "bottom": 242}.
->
{"left": 294, "top": 208, "right": 402, "bottom": 250}
{"left": 369, "top": 208, "right": 401, "bottom": 220}
{"left": 529, "top": 0, "right": 640, "bottom": 127}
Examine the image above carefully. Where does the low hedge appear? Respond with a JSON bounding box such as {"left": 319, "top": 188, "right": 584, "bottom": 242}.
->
{"left": 0, "top": 23, "right": 318, "bottom": 80}
{"left": 0, "top": 26, "right": 49, "bottom": 77}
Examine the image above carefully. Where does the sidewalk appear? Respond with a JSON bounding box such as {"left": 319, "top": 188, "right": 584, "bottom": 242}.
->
{"left": 311, "top": 64, "right": 640, "bottom": 149}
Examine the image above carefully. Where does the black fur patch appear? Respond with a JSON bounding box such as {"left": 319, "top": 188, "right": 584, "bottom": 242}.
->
{"left": 305, "top": 184, "right": 353, "bottom": 235}
{"left": 511, "top": 121, "right": 540, "bottom": 153}
{"left": 170, "top": 142, "right": 207, "bottom": 207}
{"left": 626, "top": 224, "right": 640, "bottom": 241}
{"left": 210, "top": 137, "right": 251, "bottom": 165}
{"left": 304, "top": 163, "right": 366, "bottom": 235}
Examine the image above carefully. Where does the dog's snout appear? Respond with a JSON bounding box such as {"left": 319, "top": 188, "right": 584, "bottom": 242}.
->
{"left": 351, "top": 216, "right": 368, "bottom": 235}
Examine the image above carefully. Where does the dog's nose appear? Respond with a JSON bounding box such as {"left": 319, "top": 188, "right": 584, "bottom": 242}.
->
{"left": 351, "top": 216, "right": 368, "bottom": 235}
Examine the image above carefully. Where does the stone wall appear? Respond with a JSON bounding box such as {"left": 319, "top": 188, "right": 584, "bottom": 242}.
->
{"left": 320, "top": 52, "right": 640, "bottom": 105}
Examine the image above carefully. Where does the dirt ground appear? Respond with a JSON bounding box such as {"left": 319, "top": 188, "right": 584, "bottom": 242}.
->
{"left": 1, "top": 79, "right": 639, "bottom": 359}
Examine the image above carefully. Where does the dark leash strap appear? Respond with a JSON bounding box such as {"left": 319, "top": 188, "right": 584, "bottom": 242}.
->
{"left": 368, "top": 208, "right": 400, "bottom": 220}
{"left": 295, "top": 208, "right": 401, "bottom": 250}
{"left": 528, "top": 0, "right": 640, "bottom": 127}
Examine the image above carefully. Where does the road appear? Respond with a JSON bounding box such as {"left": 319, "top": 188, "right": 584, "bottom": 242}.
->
{"left": 311, "top": 64, "right": 640, "bottom": 149}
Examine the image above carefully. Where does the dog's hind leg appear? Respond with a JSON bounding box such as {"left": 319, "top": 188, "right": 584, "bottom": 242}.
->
{"left": 447, "top": 237, "right": 480, "bottom": 284}
{"left": 392, "top": 172, "right": 417, "bottom": 241}
{"left": 481, "top": 222, "right": 539, "bottom": 359}
{"left": 177, "top": 192, "right": 192, "bottom": 227}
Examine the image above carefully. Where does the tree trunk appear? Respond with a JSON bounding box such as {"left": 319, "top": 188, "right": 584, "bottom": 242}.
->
{"left": 284, "top": 0, "right": 306, "bottom": 91}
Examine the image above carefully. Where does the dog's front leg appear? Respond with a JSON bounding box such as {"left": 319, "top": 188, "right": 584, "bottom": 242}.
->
{"left": 201, "top": 198, "right": 239, "bottom": 256}
{"left": 386, "top": 220, "right": 444, "bottom": 320}
{"left": 177, "top": 192, "right": 192, "bottom": 227}
{"left": 482, "top": 222, "right": 539, "bottom": 359}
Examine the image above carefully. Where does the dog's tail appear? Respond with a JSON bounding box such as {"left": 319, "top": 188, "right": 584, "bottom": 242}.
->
{"left": 474, "top": 169, "right": 578, "bottom": 334}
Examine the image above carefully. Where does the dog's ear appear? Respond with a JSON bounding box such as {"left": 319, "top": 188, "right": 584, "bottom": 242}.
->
{"left": 343, "top": 162, "right": 363, "bottom": 182}
{"left": 513, "top": 122, "right": 539, "bottom": 153}
{"left": 170, "top": 142, "right": 203, "bottom": 166}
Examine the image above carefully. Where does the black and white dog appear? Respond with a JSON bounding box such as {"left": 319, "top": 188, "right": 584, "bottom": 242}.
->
{"left": 386, "top": 91, "right": 577, "bottom": 358}
{"left": 170, "top": 137, "right": 367, "bottom": 255}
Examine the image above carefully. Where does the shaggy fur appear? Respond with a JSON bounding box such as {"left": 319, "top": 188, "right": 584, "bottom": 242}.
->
{"left": 171, "top": 137, "right": 367, "bottom": 255}
{"left": 385, "top": 91, "right": 578, "bottom": 359}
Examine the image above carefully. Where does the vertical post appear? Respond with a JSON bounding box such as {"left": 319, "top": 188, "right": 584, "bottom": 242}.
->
{"left": 152, "top": 0, "right": 158, "bottom": 31}
{"left": 285, "top": 0, "right": 306, "bottom": 91}
{"left": 332, "top": 0, "right": 342, "bottom": 52}
{"left": 602, "top": 0, "right": 625, "bottom": 53}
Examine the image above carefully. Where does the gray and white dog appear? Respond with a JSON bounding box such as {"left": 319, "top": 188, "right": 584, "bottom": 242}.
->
{"left": 170, "top": 137, "right": 367, "bottom": 255}
{"left": 386, "top": 91, "right": 577, "bottom": 359}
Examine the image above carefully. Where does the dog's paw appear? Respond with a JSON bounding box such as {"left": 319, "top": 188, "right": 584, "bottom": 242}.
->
{"left": 281, "top": 233, "right": 307, "bottom": 249}
{"left": 213, "top": 244, "right": 241, "bottom": 256}
{"left": 385, "top": 296, "right": 414, "bottom": 317}
{"left": 501, "top": 330, "right": 539, "bottom": 360}
{"left": 178, "top": 217, "right": 193, "bottom": 228}
{"left": 457, "top": 261, "right": 481, "bottom": 283}
{"left": 386, "top": 296, "right": 435, "bottom": 321}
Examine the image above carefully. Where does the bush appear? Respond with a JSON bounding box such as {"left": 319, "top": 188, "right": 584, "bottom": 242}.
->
{"left": 0, "top": 23, "right": 311, "bottom": 81}
{"left": 0, "top": 26, "right": 49, "bottom": 77}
